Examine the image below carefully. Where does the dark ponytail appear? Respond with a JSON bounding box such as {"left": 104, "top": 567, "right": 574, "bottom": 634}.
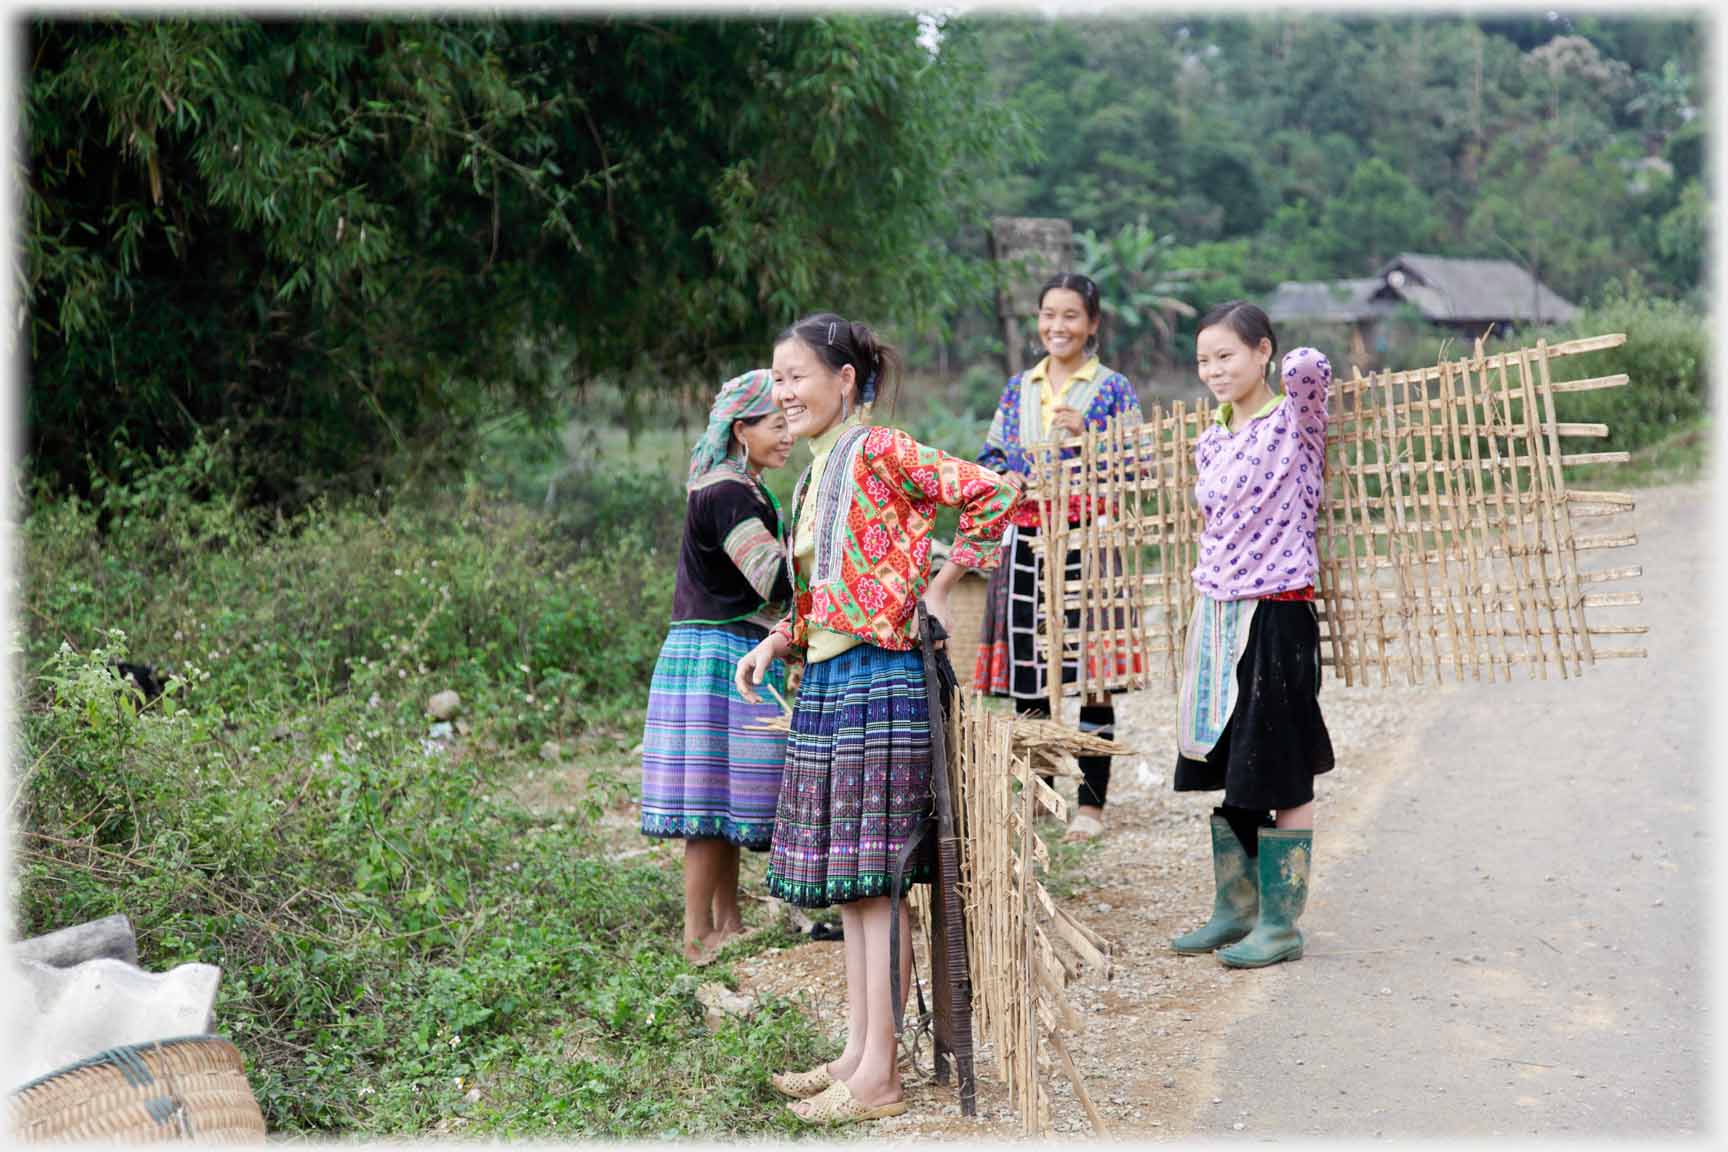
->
{"left": 776, "top": 312, "right": 903, "bottom": 415}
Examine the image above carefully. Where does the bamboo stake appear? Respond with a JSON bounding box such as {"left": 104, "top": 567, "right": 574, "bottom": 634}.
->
{"left": 1335, "top": 370, "right": 1370, "bottom": 684}
{"left": 1437, "top": 359, "right": 1485, "bottom": 679}
{"left": 1048, "top": 1026, "right": 1109, "bottom": 1136}
{"left": 1411, "top": 366, "right": 1463, "bottom": 679}
{"left": 1520, "top": 347, "right": 1575, "bottom": 680}
{"left": 1150, "top": 405, "right": 1176, "bottom": 684}
{"left": 1043, "top": 440, "right": 1068, "bottom": 719}
{"left": 1074, "top": 425, "right": 1092, "bottom": 702}
{"left": 1019, "top": 717, "right": 1037, "bottom": 1137}
{"left": 1400, "top": 366, "right": 1445, "bottom": 678}
{"left": 1366, "top": 366, "right": 1419, "bottom": 682}
{"left": 1534, "top": 339, "right": 1595, "bottom": 668}
{"left": 1172, "top": 400, "right": 1193, "bottom": 677}
{"left": 1480, "top": 349, "right": 1542, "bottom": 678}
{"left": 1513, "top": 346, "right": 1570, "bottom": 677}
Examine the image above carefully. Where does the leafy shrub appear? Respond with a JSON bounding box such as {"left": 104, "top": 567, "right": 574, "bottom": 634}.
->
{"left": 16, "top": 635, "right": 823, "bottom": 1134}
{"left": 1337, "top": 284, "right": 1707, "bottom": 462}
{"left": 1544, "top": 280, "right": 1708, "bottom": 452}
{"left": 22, "top": 442, "right": 673, "bottom": 723}
{"left": 547, "top": 465, "right": 688, "bottom": 558}
{"left": 15, "top": 447, "right": 829, "bottom": 1138}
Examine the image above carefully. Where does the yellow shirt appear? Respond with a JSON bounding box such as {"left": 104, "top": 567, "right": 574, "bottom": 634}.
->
{"left": 1026, "top": 354, "right": 1102, "bottom": 440}
{"left": 794, "top": 414, "right": 865, "bottom": 664}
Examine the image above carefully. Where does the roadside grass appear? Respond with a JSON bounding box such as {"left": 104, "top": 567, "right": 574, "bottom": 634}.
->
{"left": 14, "top": 444, "right": 830, "bottom": 1139}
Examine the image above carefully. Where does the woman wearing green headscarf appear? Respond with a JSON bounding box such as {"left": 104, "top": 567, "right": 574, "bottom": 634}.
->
{"left": 640, "top": 370, "right": 796, "bottom": 966}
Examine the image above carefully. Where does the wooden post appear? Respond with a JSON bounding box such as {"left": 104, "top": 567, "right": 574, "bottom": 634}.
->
{"left": 990, "top": 217, "right": 1073, "bottom": 381}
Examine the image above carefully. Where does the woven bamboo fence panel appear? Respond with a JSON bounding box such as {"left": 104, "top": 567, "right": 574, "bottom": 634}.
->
{"left": 1027, "top": 333, "right": 1647, "bottom": 694}
{"left": 907, "top": 696, "right": 1120, "bottom": 1136}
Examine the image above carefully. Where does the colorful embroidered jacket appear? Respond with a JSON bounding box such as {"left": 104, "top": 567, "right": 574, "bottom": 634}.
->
{"left": 771, "top": 425, "right": 1020, "bottom": 653}
{"left": 977, "top": 356, "right": 1142, "bottom": 528}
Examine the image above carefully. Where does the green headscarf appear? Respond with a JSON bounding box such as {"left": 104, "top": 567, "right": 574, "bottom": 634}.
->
{"left": 686, "top": 369, "right": 778, "bottom": 487}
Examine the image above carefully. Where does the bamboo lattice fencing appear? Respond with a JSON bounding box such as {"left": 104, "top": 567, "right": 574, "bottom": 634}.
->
{"left": 909, "top": 697, "right": 1123, "bottom": 1136}
{"left": 755, "top": 694, "right": 1123, "bottom": 1135}
{"left": 1026, "top": 333, "right": 1648, "bottom": 694}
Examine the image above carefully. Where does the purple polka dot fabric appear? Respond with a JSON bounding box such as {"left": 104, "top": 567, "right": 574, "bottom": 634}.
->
{"left": 1191, "top": 347, "right": 1330, "bottom": 600}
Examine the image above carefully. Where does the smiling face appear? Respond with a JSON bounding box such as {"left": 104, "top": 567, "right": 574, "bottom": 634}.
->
{"left": 1195, "top": 322, "right": 1274, "bottom": 409}
{"left": 734, "top": 410, "right": 793, "bottom": 472}
{"left": 771, "top": 337, "right": 854, "bottom": 440}
{"left": 1037, "top": 287, "right": 1100, "bottom": 366}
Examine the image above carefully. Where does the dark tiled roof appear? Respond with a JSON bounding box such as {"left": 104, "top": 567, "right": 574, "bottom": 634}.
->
{"left": 1264, "top": 254, "right": 1579, "bottom": 327}
{"left": 1263, "top": 278, "right": 1388, "bottom": 323}
{"left": 1378, "top": 253, "right": 1579, "bottom": 323}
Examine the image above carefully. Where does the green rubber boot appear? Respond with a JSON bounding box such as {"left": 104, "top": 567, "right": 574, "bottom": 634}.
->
{"left": 1218, "top": 828, "right": 1312, "bottom": 968}
{"left": 1170, "top": 812, "right": 1258, "bottom": 954}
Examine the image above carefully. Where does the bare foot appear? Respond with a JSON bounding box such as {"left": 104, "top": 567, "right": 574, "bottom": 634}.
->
{"left": 1064, "top": 805, "right": 1106, "bottom": 843}
{"left": 684, "top": 935, "right": 725, "bottom": 967}
{"left": 838, "top": 1071, "right": 903, "bottom": 1110}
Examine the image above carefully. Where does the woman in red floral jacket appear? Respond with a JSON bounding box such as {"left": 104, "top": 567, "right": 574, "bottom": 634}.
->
{"left": 735, "top": 312, "right": 1019, "bottom": 1125}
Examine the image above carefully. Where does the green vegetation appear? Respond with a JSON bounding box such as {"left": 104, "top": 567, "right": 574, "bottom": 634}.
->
{"left": 961, "top": 13, "right": 1705, "bottom": 379}
{"left": 14, "top": 447, "right": 832, "bottom": 1138}
{"left": 14, "top": 10, "right": 1708, "bottom": 1142}
{"left": 1544, "top": 279, "right": 1710, "bottom": 455}
{"left": 24, "top": 14, "right": 1022, "bottom": 504}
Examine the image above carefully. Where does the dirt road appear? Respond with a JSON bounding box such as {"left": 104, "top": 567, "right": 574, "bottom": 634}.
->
{"left": 1187, "top": 480, "right": 1708, "bottom": 1140}
{"left": 734, "top": 483, "right": 1708, "bottom": 1139}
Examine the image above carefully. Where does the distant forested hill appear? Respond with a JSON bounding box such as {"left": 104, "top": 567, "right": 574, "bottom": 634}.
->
{"left": 964, "top": 12, "right": 1703, "bottom": 309}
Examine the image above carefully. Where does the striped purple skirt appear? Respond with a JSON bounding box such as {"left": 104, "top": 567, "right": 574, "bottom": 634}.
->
{"left": 640, "top": 622, "right": 788, "bottom": 850}
{"left": 765, "top": 643, "right": 933, "bottom": 908}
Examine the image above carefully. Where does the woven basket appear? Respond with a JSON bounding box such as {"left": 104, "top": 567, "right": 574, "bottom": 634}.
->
{"left": 9, "top": 1035, "right": 266, "bottom": 1144}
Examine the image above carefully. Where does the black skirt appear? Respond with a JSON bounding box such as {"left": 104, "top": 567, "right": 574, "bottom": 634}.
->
{"left": 974, "top": 526, "right": 1135, "bottom": 702}
{"left": 1173, "top": 599, "right": 1334, "bottom": 810}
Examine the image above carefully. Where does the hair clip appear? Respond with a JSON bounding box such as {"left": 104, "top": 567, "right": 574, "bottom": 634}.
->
{"left": 826, "top": 322, "right": 837, "bottom": 345}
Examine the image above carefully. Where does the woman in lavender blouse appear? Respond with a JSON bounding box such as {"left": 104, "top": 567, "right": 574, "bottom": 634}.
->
{"left": 1168, "top": 301, "right": 1335, "bottom": 970}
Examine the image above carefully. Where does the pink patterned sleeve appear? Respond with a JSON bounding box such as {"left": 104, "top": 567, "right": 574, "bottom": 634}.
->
{"left": 1281, "top": 346, "right": 1331, "bottom": 458}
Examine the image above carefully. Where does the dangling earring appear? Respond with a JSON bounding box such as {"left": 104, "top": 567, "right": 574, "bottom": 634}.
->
{"left": 737, "top": 442, "right": 749, "bottom": 472}
{"left": 841, "top": 393, "right": 852, "bottom": 423}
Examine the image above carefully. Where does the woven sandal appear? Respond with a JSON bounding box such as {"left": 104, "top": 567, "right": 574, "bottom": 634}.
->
{"left": 1064, "top": 812, "right": 1105, "bottom": 843}
{"left": 770, "top": 1064, "right": 835, "bottom": 1100}
{"left": 790, "top": 1081, "right": 908, "bottom": 1125}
